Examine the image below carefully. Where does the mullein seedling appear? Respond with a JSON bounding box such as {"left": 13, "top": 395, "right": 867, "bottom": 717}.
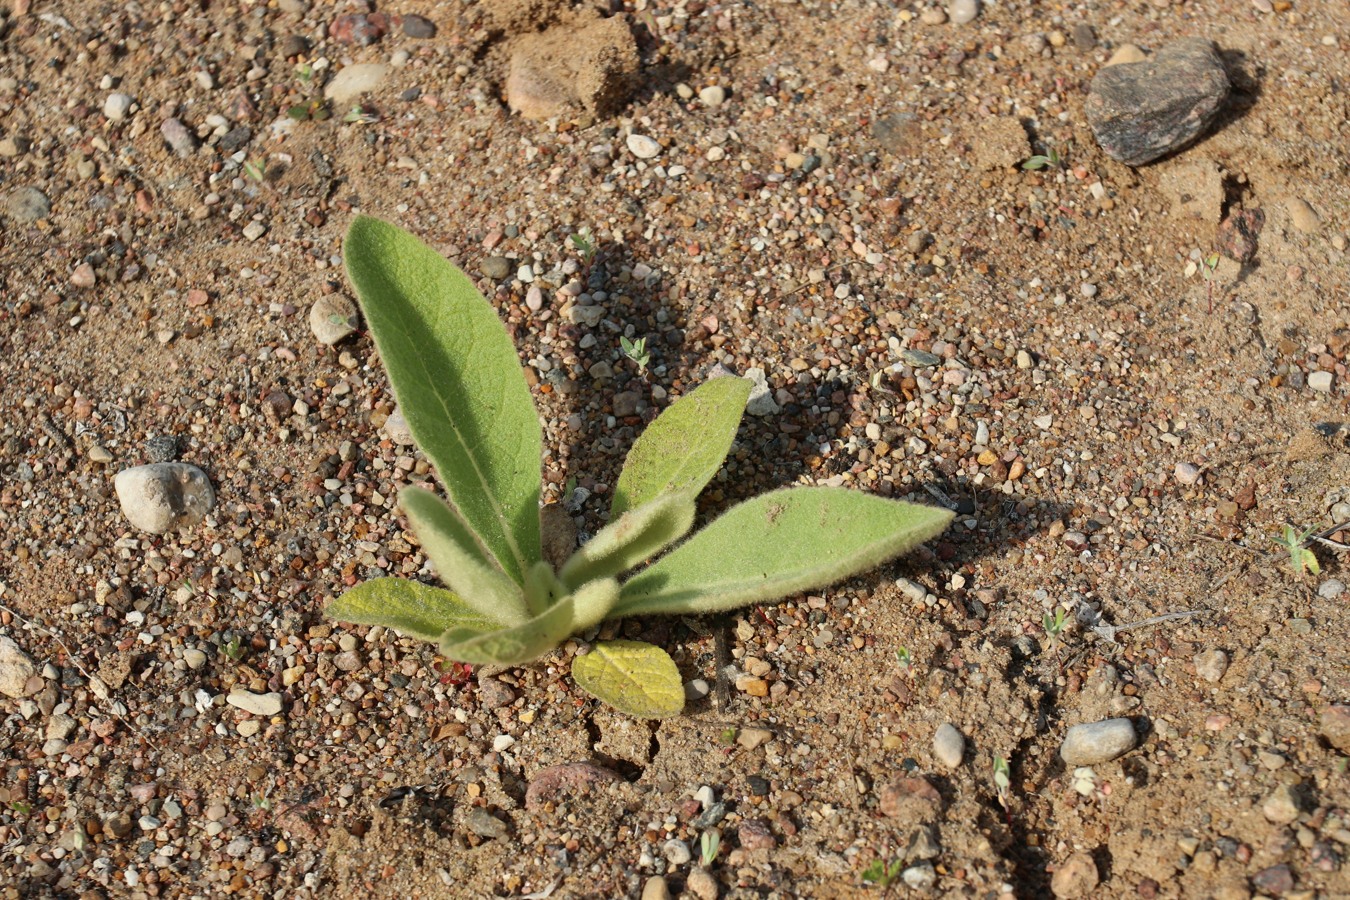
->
{"left": 620, "top": 335, "right": 650, "bottom": 373}
{"left": 569, "top": 228, "right": 598, "bottom": 266}
{"left": 1021, "top": 146, "right": 1063, "bottom": 171}
{"left": 325, "top": 217, "right": 954, "bottom": 717}
{"left": 1042, "top": 607, "right": 1069, "bottom": 652}
{"left": 1274, "top": 524, "right": 1321, "bottom": 576}
{"left": 895, "top": 646, "right": 914, "bottom": 675}
{"left": 861, "top": 857, "right": 904, "bottom": 887}
{"left": 992, "top": 755, "right": 1012, "bottom": 811}
{"left": 242, "top": 159, "right": 266, "bottom": 182}
{"left": 1200, "top": 251, "right": 1220, "bottom": 313}
{"left": 699, "top": 828, "right": 721, "bottom": 866}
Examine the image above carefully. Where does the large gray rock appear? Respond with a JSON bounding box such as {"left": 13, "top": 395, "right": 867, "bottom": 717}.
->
{"left": 1086, "top": 39, "right": 1230, "bottom": 166}
{"left": 114, "top": 463, "right": 215, "bottom": 533}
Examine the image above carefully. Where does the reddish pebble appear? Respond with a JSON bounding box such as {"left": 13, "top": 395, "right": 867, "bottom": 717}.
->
{"left": 329, "top": 13, "right": 388, "bottom": 46}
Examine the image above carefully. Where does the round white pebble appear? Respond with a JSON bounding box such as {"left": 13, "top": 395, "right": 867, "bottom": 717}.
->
{"left": 948, "top": 0, "right": 980, "bottom": 25}
{"left": 626, "top": 133, "right": 661, "bottom": 159}
{"left": 933, "top": 723, "right": 966, "bottom": 768}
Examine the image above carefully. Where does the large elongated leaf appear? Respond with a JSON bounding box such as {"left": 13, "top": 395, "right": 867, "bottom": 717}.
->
{"left": 325, "top": 578, "right": 497, "bottom": 642}
{"left": 559, "top": 492, "right": 696, "bottom": 589}
{"left": 345, "top": 216, "right": 541, "bottom": 584}
{"left": 401, "top": 485, "right": 529, "bottom": 627}
{"left": 572, "top": 640, "right": 685, "bottom": 719}
{"left": 610, "top": 377, "right": 751, "bottom": 516}
{"left": 439, "top": 578, "right": 621, "bottom": 666}
{"left": 614, "top": 487, "right": 954, "bottom": 618}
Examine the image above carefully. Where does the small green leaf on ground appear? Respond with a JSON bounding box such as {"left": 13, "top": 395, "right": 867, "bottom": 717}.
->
{"left": 571, "top": 640, "right": 685, "bottom": 718}
{"left": 325, "top": 578, "right": 498, "bottom": 642}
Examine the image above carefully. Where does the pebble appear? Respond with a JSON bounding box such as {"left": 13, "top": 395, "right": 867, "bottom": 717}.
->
{"left": 1308, "top": 371, "right": 1334, "bottom": 393}
{"left": 477, "top": 677, "right": 517, "bottom": 709}
{"left": 641, "top": 876, "right": 672, "bottom": 900}
{"left": 0, "top": 636, "right": 37, "bottom": 699}
{"left": 698, "top": 85, "right": 726, "bottom": 108}
{"left": 948, "top": 0, "right": 979, "bottom": 25}
{"left": 324, "top": 63, "right": 389, "bottom": 104}
{"left": 160, "top": 118, "right": 197, "bottom": 156}
{"left": 902, "top": 861, "right": 936, "bottom": 889}
{"left": 145, "top": 434, "right": 179, "bottom": 463}
{"left": 480, "top": 256, "right": 513, "bottom": 280}
{"left": 1173, "top": 462, "right": 1201, "bottom": 485}
{"left": 382, "top": 406, "right": 415, "bottom": 445}
{"left": 685, "top": 678, "right": 710, "bottom": 700}
{"left": 920, "top": 8, "right": 948, "bottom": 25}
{"left": 1251, "top": 864, "right": 1295, "bottom": 894}
{"left": 1051, "top": 852, "right": 1100, "bottom": 898}
{"left": 878, "top": 776, "right": 943, "bottom": 822}
{"left": 182, "top": 649, "right": 207, "bottom": 670}
{"left": 743, "top": 368, "right": 780, "bottom": 416}
{"left": 114, "top": 463, "right": 216, "bottom": 534}
{"left": 1317, "top": 579, "right": 1345, "bottom": 599}
{"left": 329, "top": 12, "right": 387, "bottom": 46}
{"left": 1286, "top": 198, "right": 1321, "bottom": 233}
{"left": 524, "top": 762, "right": 623, "bottom": 811}
{"left": 694, "top": 785, "right": 716, "bottom": 809}
{"left": 103, "top": 92, "right": 133, "bottom": 121}
{"left": 465, "top": 807, "right": 509, "bottom": 839}
{"left": 1060, "top": 718, "right": 1138, "bottom": 765}
{"left": 736, "top": 727, "right": 774, "bottom": 750}
{"left": 402, "top": 14, "right": 436, "bottom": 38}
{"left": 1321, "top": 704, "right": 1350, "bottom": 751}
{"left": 1262, "top": 784, "right": 1303, "bottom": 824}
{"left": 1194, "top": 649, "right": 1229, "bottom": 683}
{"left": 226, "top": 690, "right": 283, "bottom": 716}
{"left": 737, "top": 818, "right": 776, "bottom": 850}
{"left": 309, "top": 294, "right": 360, "bottom": 345}
{"left": 626, "top": 134, "right": 661, "bottom": 159}
{"left": 932, "top": 723, "right": 966, "bottom": 768}
{"left": 1086, "top": 38, "right": 1230, "bottom": 166}
{"left": 662, "top": 838, "right": 691, "bottom": 864}
{"left": 5, "top": 186, "right": 51, "bottom": 222}
{"left": 70, "top": 263, "right": 96, "bottom": 288}
{"left": 242, "top": 221, "right": 267, "bottom": 242}
{"left": 685, "top": 866, "right": 719, "bottom": 900}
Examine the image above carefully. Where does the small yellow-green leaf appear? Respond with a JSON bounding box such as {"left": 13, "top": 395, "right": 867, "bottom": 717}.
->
{"left": 437, "top": 579, "right": 619, "bottom": 666}
{"left": 559, "top": 492, "right": 696, "bottom": 589}
{"left": 572, "top": 640, "right": 685, "bottom": 718}
{"left": 611, "top": 377, "right": 751, "bottom": 516}
{"left": 325, "top": 578, "right": 496, "bottom": 643}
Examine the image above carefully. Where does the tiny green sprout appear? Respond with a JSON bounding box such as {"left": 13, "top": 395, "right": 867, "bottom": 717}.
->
{"left": 570, "top": 228, "right": 597, "bottom": 265}
{"left": 323, "top": 218, "right": 953, "bottom": 718}
{"left": 8, "top": 800, "right": 32, "bottom": 816}
{"left": 1042, "top": 607, "right": 1069, "bottom": 651}
{"left": 288, "top": 99, "right": 330, "bottom": 122}
{"left": 992, "top": 754, "right": 1012, "bottom": 809}
{"left": 221, "top": 636, "right": 245, "bottom": 661}
{"left": 699, "top": 828, "right": 721, "bottom": 867}
{"left": 295, "top": 62, "right": 314, "bottom": 84}
{"left": 895, "top": 646, "right": 913, "bottom": 674}
{"left": 1274, "top": 524, "right": 1321, "bottom": 576}
{"left": 620, "top": 335, "right": 650, "bottom": 372}
{"left": 1021, "top": 146, "right": 1063, "bottom": 171}
{"left": 242, "top": 159, "right": 266, "bottom": 182}
{"left": 1201, "top": 251, "right": 1222, "bottom": 313}
{"left": 344, "top": 105, "right": 378, "bottom": 124}
{"left": 861, "top": 857, "right": 904, "bottom": 887}
{"left": 719, "top": 727, "right": 738, "bottom": 745}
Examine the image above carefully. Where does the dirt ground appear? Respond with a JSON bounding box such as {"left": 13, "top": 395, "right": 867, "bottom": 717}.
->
{"left": 1, "top": 0, "right": 1348, "bottom": 897}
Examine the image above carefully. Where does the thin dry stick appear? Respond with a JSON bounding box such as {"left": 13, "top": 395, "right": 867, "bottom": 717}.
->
{"left": 0, "top": 601, "right": 158, "bottom": 749}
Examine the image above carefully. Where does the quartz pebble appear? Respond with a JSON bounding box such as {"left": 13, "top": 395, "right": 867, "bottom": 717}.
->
{"left": 948, "top": 0, "right": 979, "bottom": 24}
{"left": 104, "top": 92, "right": 133, "bottom": 121}
{"left": 309, "top": 294, "right": 360, "bottom": 345}
{"left": 1051, "top": 852, "right": 1100, "bottom": 898}
{"left": 1262, "top": 784, "right": 1303, "bottom": 824}
{"left": 324, "top": 63, "right": 389, "bottom": 103}
{"left": 661, "top": 838, "right": 691, "bottom": 864}
{"left": 226, "top": 690, "right": 283, "bottom": 716}
{"left": 1193, "top": 649, "right": 1229, "bottom": 683}
{"left": 0, "top": 636, "right": 37, "bottom": 699}
{"left": 114, "top": 463, "right": 216, "bottom": 534}
{"left": 1174, "top": 462, "right": 1201, "bottom": 485}
{"left": 1308, "top": 370, "right": 1334, "bottom": 393}
{"left": 698, "top": 85, "right": 726, "bottom": 107}
{"left": 932, "top": 723, "right": 966, "bottom": 768}
{"left": 626, "top": 134, "right": 661, "bottom": 159}
{"left": 1060, "top": 718, "right": 1138, "bottom": 765}
{"left": 641, "top": 876, "right": 672, "bottom": 900}
{"left": 1287, "top": 198, "right": 1321, "bottom": 233}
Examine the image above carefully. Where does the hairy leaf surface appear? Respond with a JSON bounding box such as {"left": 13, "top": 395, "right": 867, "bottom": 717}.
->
{"left": 325, "top": 578, "right": 496, "bottom": 643}
{"left": 615, "top": 488, "right": 954, "bottom": 617}
{"left": 438, "top": 578, "right": 620, "bottom": 665}
{"left": 611, "top": 377, "right": 750, "bottom": 516}
{"left": 345, "top": 216, "right": 541, "bottom": 583}
{"left": 560, "top": 492, "right": 696, "bottom": 589}
{"left": 572, "top": 641, "right": 685, "bottom": 718}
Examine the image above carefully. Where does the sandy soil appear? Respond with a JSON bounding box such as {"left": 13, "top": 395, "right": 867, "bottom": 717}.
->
{"left": 1, "top": 0, "right": 1348, "bottom": 897}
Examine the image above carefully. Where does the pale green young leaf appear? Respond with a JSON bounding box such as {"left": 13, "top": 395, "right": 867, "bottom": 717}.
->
{"left": 325, "top": 577, "right": 497, "bottom": 642}
{"left": 344, "top": 216, "right": 541, "bottom": 584}
{"left": 559, "top": 492, "right": 697, "bottom": 589}
{"left": 572, "top": 640, "right": 685, "bottom": 718}
{"left": 614, "top": 487, "right": 954, "bottom": 618}
{"left": 438, "top": 578, "right": 620, "bottom": 666}
{"left": 523, "top": 560, "right": 565, "bottom": 617}
{"left": 400, "top": 485, "right": 529, "bottom": 626}
{"left": 611, "top": 377, "right": 751, "bottom": 517}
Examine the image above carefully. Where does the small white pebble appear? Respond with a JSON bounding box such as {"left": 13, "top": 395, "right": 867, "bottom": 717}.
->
{"left": 626, "top": 134, "right": 661, "bottom": 159}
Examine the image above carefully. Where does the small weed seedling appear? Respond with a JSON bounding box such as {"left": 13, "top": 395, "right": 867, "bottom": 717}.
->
{"left": 1042, "top": 607, "right": 1069, "bottom": 652}
{"left": 699, "top": 828, "right": 721, "bottom": 867}
{"left": 325, "top": 217, "right": 954, "bottom": 717}
{"left": 287, "top": 99, "right": 330, "bottom": 122}
{"left": 1200, "top": 252, "right": 1221, "bottom": 313}
{"left": 718, "top": 727, "right": 738, "bottom": 746}
{"left": 569, "top": 228, "right": 598, "bottom": 266}
{"left": 221, "top": 636, "right": 245, "bottom": 661}
{"left": 861, "top": 857, "right": 904, "bottom": 887}
{"left": 620, "top": 335, "right": 650, "bottom": 373}
{"left": 343, "top": 105, "right": 378, "bottom": 124}
{"left": 894, "top": 646, "right": 914, "bottom": 675}
{"left": 992, "top": 755, "right": 1012, "bottom": 813}
{"left": 1022, "top": 146, "right": 1063, "bottom": 171}
{"left": 1274, "top": 524, "right": 1321, "bottom": 577}
{"left": 242, "top": 159, "right": 266, "bottom": 183}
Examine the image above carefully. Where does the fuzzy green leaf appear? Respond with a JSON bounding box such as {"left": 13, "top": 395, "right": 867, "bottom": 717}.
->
{"left": 572, "top": 640, "right": 685, "bottom": 718}
{"left": 345, "top": 216, "right": 541, "bottom": 584}
{"left": 614, "top": 487, "right": 954, "bottom": 618}
{"left": 560, "top": 492, "right": 697, "bottom": 589}
{"left": 400, "top": 485, "right": 529, "bottom": 626}
{"left": 523, "top": 560, "right": 565, "bottom": 617}
{"left": 325, "top": 578, "right": 497, "bottom": 642}
{"left": 438, "top": 578, "right": 621, "bottom": 666}
{"left": 611, "top": 377, "right": 751, "bottom": 517}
